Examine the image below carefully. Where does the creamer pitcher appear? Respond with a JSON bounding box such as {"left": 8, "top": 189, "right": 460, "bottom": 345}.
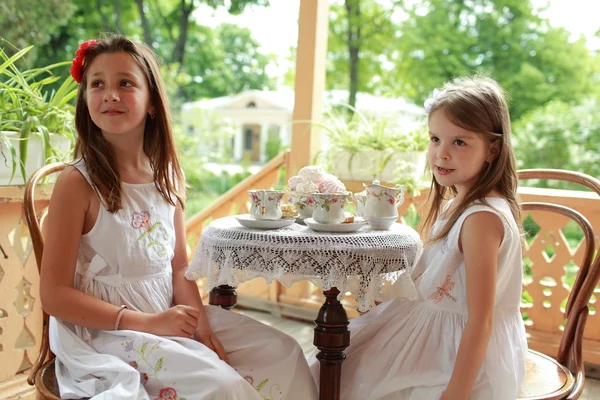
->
{"left": 248, "top": 189, "right": 285, "bottom": 220}
{"left": 362, "top": 180, "right": 405, "bottom": 220}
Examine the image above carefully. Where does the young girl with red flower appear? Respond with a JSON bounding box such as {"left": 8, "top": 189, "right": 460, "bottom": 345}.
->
{"left": 41, "top": 35, "right": 317, "bottom": 400}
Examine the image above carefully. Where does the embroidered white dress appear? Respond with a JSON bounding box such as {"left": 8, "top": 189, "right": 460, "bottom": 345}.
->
{"left": 50, "top": 160, "right": 318, "bottom": 400}
{"left": 309, "top": 198, "right": 527, "bottom": 400}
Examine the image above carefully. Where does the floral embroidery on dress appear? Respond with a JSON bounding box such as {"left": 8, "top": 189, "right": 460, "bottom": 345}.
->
{"left": 155, "top": 387, "right": 186, "bottom": 400}
{"left": 427, "top": 274, "right": 457, "bottom": 303}
{"left": 121, "top": 339, "right": 187, "bottom": 398}
{"left": 240, "top": 372, "right": 283, "bottom": 400}
{"left": 122, "top": 339, "right": 165, "bottom": 383}
{"left": 131, "top": 210, "right": 168, "bottom": 257}
{"left": 440, "top": 236, "right": 450, "bottom": 254}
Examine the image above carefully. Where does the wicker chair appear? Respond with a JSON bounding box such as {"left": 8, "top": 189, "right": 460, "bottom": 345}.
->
{"left": 24, "top": 162, "right": 66, "bottom": 399}
{"left": 516, "top": 170, "right": 600, "bottom": 400}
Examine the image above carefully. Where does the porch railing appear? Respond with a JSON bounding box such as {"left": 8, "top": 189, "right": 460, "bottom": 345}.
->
{"left": 185, "top": 150, "right": 290, "bottom": 302}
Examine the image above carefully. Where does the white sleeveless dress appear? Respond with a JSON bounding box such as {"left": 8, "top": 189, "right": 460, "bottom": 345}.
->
{"left": 50, "top": 159, "right": 318, "bottom": 400}
{"left": 309, "top": 198, "right": 527, "bottom": 400}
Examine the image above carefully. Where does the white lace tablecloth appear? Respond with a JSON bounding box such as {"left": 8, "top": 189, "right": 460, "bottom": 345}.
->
{"left": 186, "top": 216, "right": 423, "bottom": 310}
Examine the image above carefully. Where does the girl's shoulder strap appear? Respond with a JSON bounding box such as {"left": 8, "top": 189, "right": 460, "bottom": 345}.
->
{"left": 453, "top": 198, "right": 518, "bottom": 241}
{"left": 69, "top": 158, "right": 109, "bottom": 208}
{"left": 69, "top": 158, "right": 94, "bottom": 187}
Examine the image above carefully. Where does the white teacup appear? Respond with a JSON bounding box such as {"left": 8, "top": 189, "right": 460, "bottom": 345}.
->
{"left": 289, "top": 191, "right": 316, "bottom": 219}
{"left": 351, "top": 190, "right": 368, "bottom": 218}
{"left": 248, "top": 190, "right": 285, "bottom": 220}
{"left": 311, "top": 192, "right": 349, "bottom": 224}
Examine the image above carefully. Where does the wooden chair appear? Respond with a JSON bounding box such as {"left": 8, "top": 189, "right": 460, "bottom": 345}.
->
{"left": 516, "top": 169, "right": 600, "bottom": 400}
{"left": 24, "top": 162, "right": 66, "bottom": 400}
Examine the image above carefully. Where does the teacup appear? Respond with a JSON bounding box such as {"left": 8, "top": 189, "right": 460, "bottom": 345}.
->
{"left": 248, "top": 189, "right": 285, "bottom": 220}
{"left": 311, "top": 192, "right": 349, "bottom": 224}
{"left": 289, "top": 191, "right": 316, "bottom": 219}
{"left": 351, "top": 190, "right": 368, "bottom": 218}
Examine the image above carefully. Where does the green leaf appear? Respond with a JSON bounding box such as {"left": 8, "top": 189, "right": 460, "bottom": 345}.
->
{"left": 0, "top": 133, "right": 18, "bottom": 183}
{"left": 141, "top": 342, "right": 148, "bottom": 356}
{"left": 17, "top": 118, "right": 33, "bottom": 184}
{"left": 256, "top": 378, "right": 269, "bottom": 392}
{"left": 0, "top": 46, "right": 33, "bottom": 75}
{"left": 155, "top": 357, "right": 163, "bottom": 371}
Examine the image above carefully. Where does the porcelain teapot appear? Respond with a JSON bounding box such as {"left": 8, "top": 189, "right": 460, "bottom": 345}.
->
{"left": 362, "top": 180, "right": 405, "bottom": 220}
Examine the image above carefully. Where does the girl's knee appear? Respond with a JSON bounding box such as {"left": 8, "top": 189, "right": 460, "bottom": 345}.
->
{"left": 210, "top": 368, "right": 257, "bottom": 397}
{"left": 270, "top": 330, "right": 303, "bottom": 354}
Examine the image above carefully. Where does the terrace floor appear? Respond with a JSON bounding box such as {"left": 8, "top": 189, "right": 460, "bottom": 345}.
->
{"left": 236, "top": 308, "right": 600, "bottom": 399}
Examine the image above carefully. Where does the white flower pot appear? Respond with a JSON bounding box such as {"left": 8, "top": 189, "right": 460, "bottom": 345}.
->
{"left": 0, "top": 131, "right": 72, "bottom": 185}
{"left": 331, "top": 150, "right": 427, "bottom": 183}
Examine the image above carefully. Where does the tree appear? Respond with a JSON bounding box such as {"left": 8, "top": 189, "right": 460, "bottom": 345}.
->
{"left": 388, "top": 0, "right": 597, "bottom": 119}
{"left": 323, "top": 0, "right": 597, "bottom": 119}
{"left": 326, "top": 0, "right": 398, "bottom": 107}
{"left": 0, "top": 0, "right": 75, "bottom": 55}
{"left": 166, "top": 23, "right": 276, "bottom": 102}
{"left": 513, "top": 100, "right": 600, "bottom": 186}
{"left": 10, "top": 0, "right": 274, "bottom": 104}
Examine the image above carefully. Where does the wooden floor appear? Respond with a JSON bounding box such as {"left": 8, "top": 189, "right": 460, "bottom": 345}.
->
{"left": 236, "top": 308, "right": 600, "bottom": 399}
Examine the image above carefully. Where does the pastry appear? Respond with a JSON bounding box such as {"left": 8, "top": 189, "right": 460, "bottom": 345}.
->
{"left": 281, "top": 204, "right": 298, "bottom": 218}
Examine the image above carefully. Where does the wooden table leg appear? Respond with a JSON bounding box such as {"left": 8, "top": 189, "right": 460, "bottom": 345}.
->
{"left": 208, "top": 285, "right": 237, "bottom": 310}
{"left": 313, "top": 287, "right": 350, "bottom": 400}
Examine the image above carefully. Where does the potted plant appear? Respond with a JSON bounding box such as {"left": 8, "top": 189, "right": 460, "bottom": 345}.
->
{"left": 0, "top": 45, "right": 77, "bottom": 185}
{"left": 313, "top": 105, "right": 429, "bottom": 192}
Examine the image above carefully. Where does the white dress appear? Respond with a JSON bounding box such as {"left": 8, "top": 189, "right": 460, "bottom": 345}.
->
{"left": 309, "top": 198, "right": 527, "bottom": 400}
{"left": 50, "top": 160, "right": 318, "bottom": 400}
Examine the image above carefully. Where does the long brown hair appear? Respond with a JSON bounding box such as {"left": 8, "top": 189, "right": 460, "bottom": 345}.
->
{"left": 74, "top": 35, "right": 184, "bottom": 212}
{"left": 420, "top": 76, "right": 523, "bottom": 243}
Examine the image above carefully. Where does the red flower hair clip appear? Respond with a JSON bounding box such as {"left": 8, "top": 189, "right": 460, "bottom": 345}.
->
{"left": 70, "top": 40, "right": 98, "bottom": 83}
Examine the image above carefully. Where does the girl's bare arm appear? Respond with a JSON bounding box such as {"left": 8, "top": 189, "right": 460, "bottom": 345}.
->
{"left": 40, "top": 167, "right": 197, "bottom": 336}
{"left": 40, "top": 167, "right": 149, "bottom": 330}
{"left": 442, "top": 211, "right": 504, "bottom": 399}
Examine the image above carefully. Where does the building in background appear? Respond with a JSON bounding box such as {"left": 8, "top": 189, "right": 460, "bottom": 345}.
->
{"left": 181, "top": 87, "right": 424, "bottom": 164}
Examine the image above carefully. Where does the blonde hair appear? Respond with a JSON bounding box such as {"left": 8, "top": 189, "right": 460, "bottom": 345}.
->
{"left": 74, "top": 35, "right": 185, "bottom": 212}
{"left": 420, "top": 75, "right": 523, "bottom": 243}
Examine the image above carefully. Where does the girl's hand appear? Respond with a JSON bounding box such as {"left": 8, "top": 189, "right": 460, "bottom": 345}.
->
{"left": 194, "top": 327, "right": 230, "bottom": 364}
{"left": 146, "top": 305, "right": 200, "bottom": 337}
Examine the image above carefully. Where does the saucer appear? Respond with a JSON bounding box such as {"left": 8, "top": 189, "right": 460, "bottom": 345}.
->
{"left": 304, "top": 218, "right": 367, "bottom": 233}
{"left": 235, "top": 214, "right": 296, "bottom": 230}
{"left": 364, "top": 216, "right": 398, "bottom": 230}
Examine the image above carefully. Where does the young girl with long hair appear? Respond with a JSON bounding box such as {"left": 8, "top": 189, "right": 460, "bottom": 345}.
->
{"left": 310, "top": 76, "right": 527, "bottom": 400}
{"left": 40, "top": 35, "right": 317, "bottom": 400}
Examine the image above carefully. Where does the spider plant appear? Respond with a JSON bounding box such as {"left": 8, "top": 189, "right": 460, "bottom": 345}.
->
{"left": 0, "top": 45, "right": 77, "bottom": 184}
{"left": 308, "top": 104, "right": 428, "bottom": 178}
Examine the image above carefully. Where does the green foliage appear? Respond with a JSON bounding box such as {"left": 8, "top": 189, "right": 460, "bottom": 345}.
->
{"left": 181, "top": 23, "right": 276, "bottom": 102}
{"left": 173, "top": 119, "right": 251, "bottom": 217}
{"left": 317, "top": 105, "right": 428, "bottom": 153}
{"left": 394, "top": 0, "right": 598, "bottom": 119}
{"left": 325, "top": 0, "right": 599, "bottom": 121}
{"left": 513, "top": 100, "right": 600, "bottom": 189}
{"left": 326, "top": 0, "right": 397, "bottom": 100}
{"left": 0, "top": 45, "right": 77, "bottom": 183}
{"left": 0, "top": 0, "right": 75, "bottom": 55}
{"left": 22, "top": 0, "right": 274, "bottom": 103}
{"left": 265, "top": 136, "right": 283, "bottom": 162}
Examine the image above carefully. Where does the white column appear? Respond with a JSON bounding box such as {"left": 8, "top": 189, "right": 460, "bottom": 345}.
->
{"left": 260, "top": 123, "right": 269, "bottom": 163}
{"left": 234, "top": 125, "right": 244, "bottom": 161}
